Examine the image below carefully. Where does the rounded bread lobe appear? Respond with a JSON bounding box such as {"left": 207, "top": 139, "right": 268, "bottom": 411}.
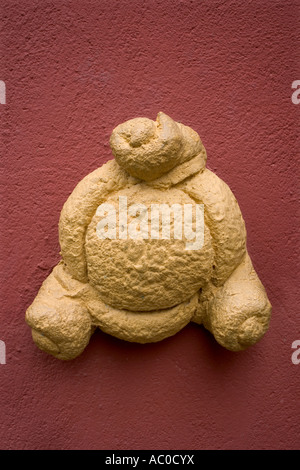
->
{"left": 58, "top": 159, "right": 139, "bottom": 282}
{"left": 110, "top": 112, "right": 203, "bottom": 181}
{"left": 85, "top": 184, "right": 214, "bottom": 311}
{"left": 178, "top": 168, "right": 247, "bottom": 286}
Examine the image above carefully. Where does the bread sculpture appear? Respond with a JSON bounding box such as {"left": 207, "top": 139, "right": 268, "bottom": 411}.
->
{"left": 26, "top": 112, "right": 271, "bottom": 360}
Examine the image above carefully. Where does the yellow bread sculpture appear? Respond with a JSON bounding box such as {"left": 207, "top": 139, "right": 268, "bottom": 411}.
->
{"left": 26, "top": 112, "right": 271, "bottom": 360}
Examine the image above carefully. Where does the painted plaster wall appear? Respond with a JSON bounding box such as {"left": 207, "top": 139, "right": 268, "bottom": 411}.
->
{"left": 0, "top": 0, "right": 299, "bottom": 450}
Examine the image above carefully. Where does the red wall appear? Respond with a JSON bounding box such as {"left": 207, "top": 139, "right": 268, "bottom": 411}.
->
{"left": 1, "top": 0, "right": 299, "bottom": 450}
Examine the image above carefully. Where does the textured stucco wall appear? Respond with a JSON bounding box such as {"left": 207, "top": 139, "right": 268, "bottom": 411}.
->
{"left": 0, "top": 0, "right": 299, "bottom": 450}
